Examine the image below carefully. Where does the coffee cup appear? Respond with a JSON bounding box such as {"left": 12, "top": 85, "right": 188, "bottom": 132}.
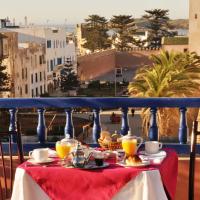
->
{"left": 145, "top": 141, "right": 162, "bottom": 154}
{"left": 93, "top": 151, "right": 104, "bottom": 166}
{"left": 29, "top": 148, "right": 49, "bottom": 162}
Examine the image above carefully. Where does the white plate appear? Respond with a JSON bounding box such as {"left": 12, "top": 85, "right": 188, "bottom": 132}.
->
{"left": 27, "top": 158, "right": 54, "bottom": 164}
{"left": 118, "top": 160, "right": 150, "bottom": 168}
{"left": 75, "top": 162, "right": 110, "bottom": 170}
{"left": 139, "top": 150, "right": 166, "bottom": 157}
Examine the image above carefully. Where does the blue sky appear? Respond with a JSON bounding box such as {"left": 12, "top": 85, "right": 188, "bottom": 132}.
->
{"left": 1, "top": 0, "right": 189, "bottom": 24}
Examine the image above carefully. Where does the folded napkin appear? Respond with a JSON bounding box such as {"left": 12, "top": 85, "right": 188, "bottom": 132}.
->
{"left": 47, "top": 148, "right": 57, "bottom": 157}
{"left": 139, "top": 150, "right": 167, "bottom": 164}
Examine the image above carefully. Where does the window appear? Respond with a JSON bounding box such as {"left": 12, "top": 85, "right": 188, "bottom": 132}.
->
{"left": 40, "top": 85, "right": 43, "bottom": 94}
{"left": 50, "top": 60, "right": 53, "bottom": 71}
{"left": 35, "top": 87, "right": 38, "bottom": 97}
{"left": 25, "top": 84, "right": 28, "bottom": 94}
{"left": 20, "top": 87, "right": 22, "bottom": 96}
{"left": 47, "top": 40, "right": 51, "bottom": 48}
{"left": 31, "top": 74, "right": 33, "bottom": 84}
{"left": 184, "top": 48, "right": 188, "bottom": 52}
{"left": 35, "top": 73, "right": 38, "bottom": 83}
{"left": 39, "top": 55, "right": 43, "bottom": 65}
{"left": 47, "top": 60, "right": 49, "bottom": 72}
{"left": 22, "top": 68, "right": 24, "bottom": 79}
{"left": 35, "top": 55, "right": 37, "bottom": 66}
{"left": 25, "top": 68, "right": 27, "bottom": 79}
{"left": 54, "top": 58, "right": 56, "bottom": 66}
{"left": 32, "top": 89, "right": 34, "bottom": 97}
{"left": 195, "top": 14, "right": 198, "bottom": 19}
{"left": 57, "top": 57, "right": 62, "bottom": 65}
{"left": 40, "top": 72, "right": 42, "bottom": 81}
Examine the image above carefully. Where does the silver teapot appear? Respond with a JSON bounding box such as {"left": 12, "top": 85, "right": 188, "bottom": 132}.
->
{"left": 71, "top": 143, "right": 93, "bottom": 168}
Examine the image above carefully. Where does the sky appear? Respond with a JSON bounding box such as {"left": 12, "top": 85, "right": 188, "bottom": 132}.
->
{"left": 0, "top": 0, "right": 189, "bottom": 25}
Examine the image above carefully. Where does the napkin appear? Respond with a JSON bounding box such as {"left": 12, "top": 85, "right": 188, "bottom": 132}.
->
{"left": 47, "top": 148, "right": 57, "bottom": 157}
{"left": 139, "top": 150, "right": 167, "bottom": 164}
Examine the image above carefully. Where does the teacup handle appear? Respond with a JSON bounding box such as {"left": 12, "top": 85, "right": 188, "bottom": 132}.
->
{"left": 137, "top": 137, "right": 143, "bottom": 150}
{"left": 29, "top": 151, "right": 33, "bottom": 158}
{"left": 159, "top": 143, "right": 163, "bottom": 149}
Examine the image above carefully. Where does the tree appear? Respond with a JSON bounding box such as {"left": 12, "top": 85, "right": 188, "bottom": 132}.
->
{"left": 110, "top": 15, "right": 137, "bottom": 49}
{"left": 128, "top": 51, "right": 200, "bottom": 138}
{"left": 60, "top": 63, "right": 79, "bottom": 92}
{"left": 142, "top": 9, "right": 172, "bottom": 47}
{"left": 0, "top": 59, "right": 10, "bottom": 92}
{"left": 83, "top": 15, "right": 111, "bottom": 52}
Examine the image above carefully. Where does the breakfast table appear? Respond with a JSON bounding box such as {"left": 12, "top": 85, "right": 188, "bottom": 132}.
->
{"left": 11, "top": 149, "right": 178, "bottom": 200}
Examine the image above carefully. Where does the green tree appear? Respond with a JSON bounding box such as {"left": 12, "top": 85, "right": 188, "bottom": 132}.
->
{"left": 110, "top": 15, "right": 136, "bottom": 49}
{"left": 128, "top": 51, "right": 200, "bottom": 138}
{"left": 0, "top": 59, "right": 10, "bottom": 92}
{"left": 60, "top": 63, "right": 80, "bottom": 92}
{"left": 83, "top": 15, "right": 110, "bottom": 52}
{"left": 142, "top": 9, "right": 171, "bottom": 47}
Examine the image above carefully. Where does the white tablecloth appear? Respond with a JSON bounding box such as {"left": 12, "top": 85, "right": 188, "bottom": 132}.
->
{"left": 11, "top": 168, "right": 167, "bottom": 200}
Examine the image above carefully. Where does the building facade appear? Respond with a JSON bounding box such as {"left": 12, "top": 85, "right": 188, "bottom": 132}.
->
{"left": 189, "top": 0, "right": 200, "bottom": 54}
{"left": 12, "top": 27, "right": 76, "bottom": 93}
{"left": 15, "top": 43, "right": 46, "bottom": 97}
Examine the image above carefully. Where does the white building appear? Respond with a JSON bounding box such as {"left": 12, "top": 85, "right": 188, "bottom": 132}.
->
{"left": 11, "top": 26, "right": 76, "bottom": 93}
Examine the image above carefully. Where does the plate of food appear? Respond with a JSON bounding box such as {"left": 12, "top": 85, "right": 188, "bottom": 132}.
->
{"left": 117, "top": 155, "right": 150, "bottom": 167}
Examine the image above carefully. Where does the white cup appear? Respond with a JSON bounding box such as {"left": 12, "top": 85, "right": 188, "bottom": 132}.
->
{"left": 145, "top": 141, "right": 162, "bottom": 154}
{"left": 29, "top": 148, "right": 49, "bottom": 162}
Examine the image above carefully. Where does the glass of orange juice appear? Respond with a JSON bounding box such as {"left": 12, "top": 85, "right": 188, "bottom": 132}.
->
{"left": 56, "top": 141, "right": 71, "bottom": 162}
{"left": 122, "top": 139, "right": 137, "bottom": 156}
{"left": 121, "top": 131, "right": 143, "bottom": 157}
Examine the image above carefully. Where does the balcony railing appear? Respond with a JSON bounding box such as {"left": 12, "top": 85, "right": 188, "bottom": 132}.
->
{"left": 1, "top": 97, "right": 200, "bottom": 154}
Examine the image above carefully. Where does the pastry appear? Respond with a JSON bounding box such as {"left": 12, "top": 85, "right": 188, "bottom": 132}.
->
{"left": 125, "top": 155, "right": 142, "bottom": 166}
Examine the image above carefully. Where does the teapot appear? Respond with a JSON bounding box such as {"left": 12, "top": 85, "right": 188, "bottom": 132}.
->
{"left": 120, "top": 131, "right": 143, "bottom": 156}
{"left": 71, "top": 143, "right": 93, "bottom": 168}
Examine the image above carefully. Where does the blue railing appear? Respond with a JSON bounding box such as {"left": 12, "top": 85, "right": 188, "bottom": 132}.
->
{"left": 1, "top": 97, "right": 200, "bottom": 154}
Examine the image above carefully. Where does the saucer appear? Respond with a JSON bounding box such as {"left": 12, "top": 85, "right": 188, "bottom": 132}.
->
{"left": 27, "top": 158, "right": 54, "bottom": 164}
{"left": 75, "top": 162, "right": 110, "bottom": 170}
{"left": 118, "top": 160, "right": 150, "bottom": 168}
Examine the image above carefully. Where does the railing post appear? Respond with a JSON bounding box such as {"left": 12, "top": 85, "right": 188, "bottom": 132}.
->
{"left": 149, "top": 108, "right": 158, "bottom": 141}
{"left": 92, "top": 108, "right": 101, "bottom": 143}
{"left": 9, "top": 108, "right": 17, "bottom": 143}
{"left": 37, "top": 108, "right": 46, "bottom": 143}
{"left": 178, "top": 107, "right": 188, "bottom": 144}
{"left": 121, "top": 107, "right": 129, "bottom": 135}
{"left": 64, "top": 108, "right": 74, "bottom": 138}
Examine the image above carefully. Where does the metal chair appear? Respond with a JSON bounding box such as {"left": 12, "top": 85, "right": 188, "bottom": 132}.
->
{"left": 189, "top": 120, "right": 200, "bottom": 200}
{"left": 0, "top": 122, "right": 24, "bottom": 200}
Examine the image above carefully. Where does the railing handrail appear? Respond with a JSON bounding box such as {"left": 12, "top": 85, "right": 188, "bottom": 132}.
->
{"left": 1, "top": 97, "right": 200, "bottom": 108}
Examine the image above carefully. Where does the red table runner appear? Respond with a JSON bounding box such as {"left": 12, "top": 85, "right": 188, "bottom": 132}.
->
{"left": 20, "top": 149, "right": 178, "bottom": 200}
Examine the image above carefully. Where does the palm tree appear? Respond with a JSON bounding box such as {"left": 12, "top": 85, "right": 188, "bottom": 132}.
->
{"left": 128, "top": 51, "right": 200, "bottom": 138}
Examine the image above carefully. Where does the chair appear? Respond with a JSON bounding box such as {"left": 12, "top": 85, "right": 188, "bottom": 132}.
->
{"left": 189, "top": 120, "right": 200, "bottom": 200}
{"left": 0, "top": 122, "right": 24, "bottom": 200}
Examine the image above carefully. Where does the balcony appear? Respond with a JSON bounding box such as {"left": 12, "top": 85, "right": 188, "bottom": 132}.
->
{"left": 1, "top": 97, "right": 200, "bottom": 199}
{"left": 0, "top": 97, "right": 199, "bottom": 153}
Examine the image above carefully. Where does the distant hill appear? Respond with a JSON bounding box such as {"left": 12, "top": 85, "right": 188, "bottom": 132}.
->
{"left": 135, "top": 18, "right": 189, "bottom": 30}
{"left": 168, "top": 19, "right": 189, "bottom": 29}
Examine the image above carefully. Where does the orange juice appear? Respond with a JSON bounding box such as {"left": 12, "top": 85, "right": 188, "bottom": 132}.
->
{"left": 56, "top": 142, "right": 71, "bottom": 159}
{"left": 122, "top": 139, "right": 137, "bottom": 156}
